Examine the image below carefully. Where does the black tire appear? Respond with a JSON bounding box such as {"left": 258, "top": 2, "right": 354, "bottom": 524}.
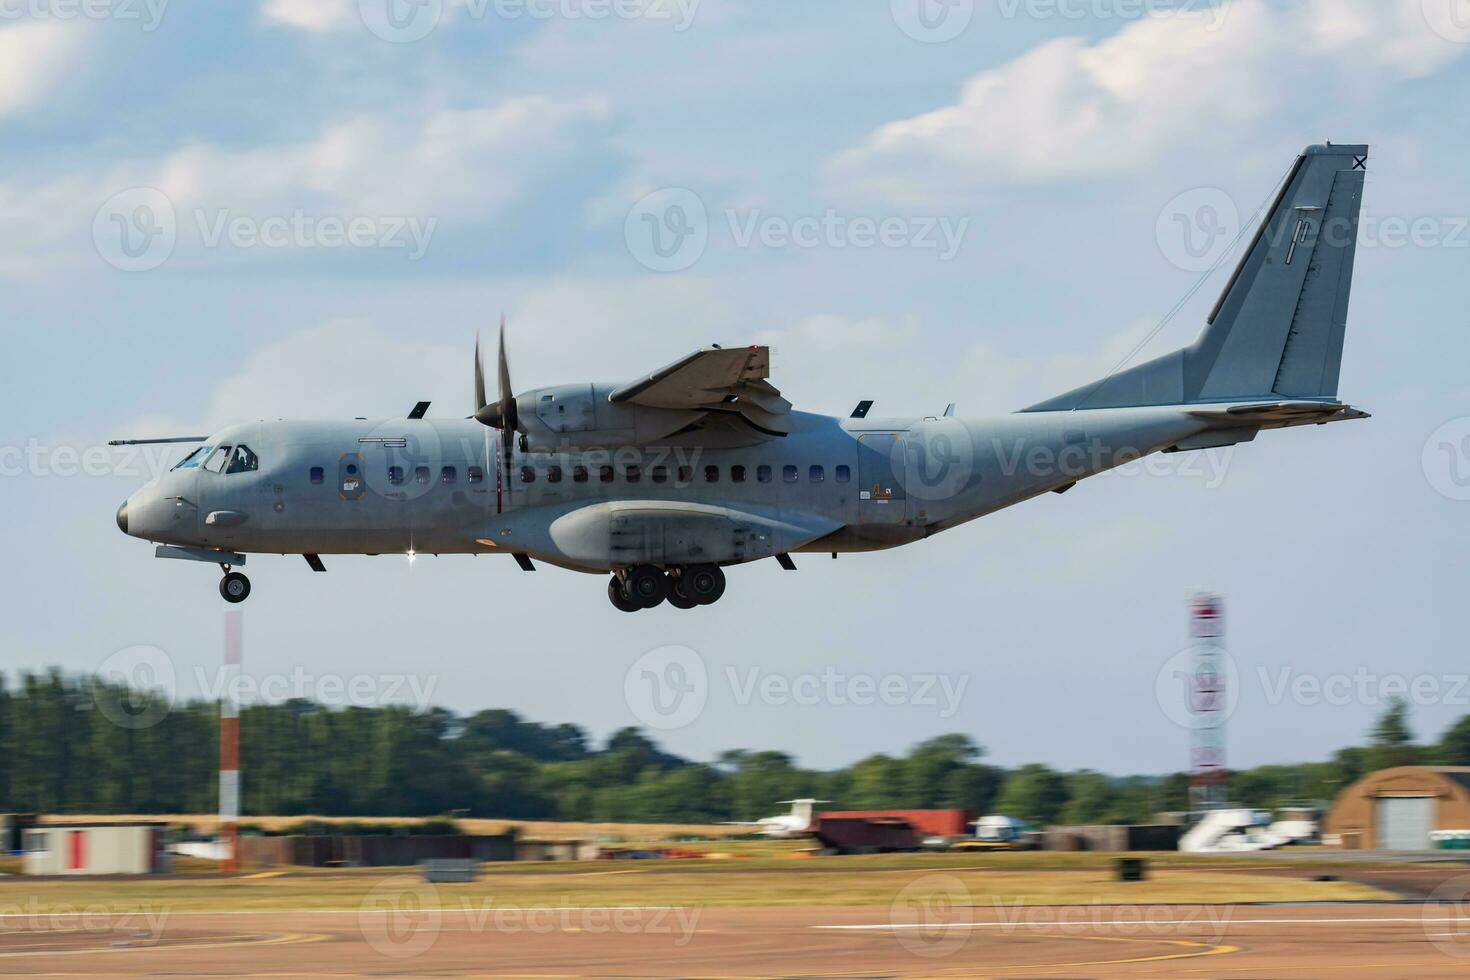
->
{"left": 624, "top": 565, "right": 668, "bottom": 608}
{"left": 666, "top": 575, "right": 698, "bottom": 610}
{"left": 681, "top": 564, "right": 725, "bottom": 605}
{"left": 608, "top": 576, "right": 640, "bottom": 613}
{"left": 219, "top": 572, "right": 251, "bottom": 604}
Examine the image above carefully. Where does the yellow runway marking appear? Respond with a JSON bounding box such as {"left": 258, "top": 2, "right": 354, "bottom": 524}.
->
{"left": 241, "top": 870, "right": 290, "bottom": 879}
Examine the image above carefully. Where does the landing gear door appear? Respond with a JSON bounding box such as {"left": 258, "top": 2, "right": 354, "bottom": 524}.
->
{"left": 857, "top": 432, "right": 907, "bottom": 524}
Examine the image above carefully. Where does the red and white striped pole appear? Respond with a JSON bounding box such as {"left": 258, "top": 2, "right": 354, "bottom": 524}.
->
{"left": 220, "top": 610, "right": 242, "bottom": 874}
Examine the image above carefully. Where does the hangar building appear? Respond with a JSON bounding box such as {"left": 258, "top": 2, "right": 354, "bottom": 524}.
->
{"left": 1325, "top": 766, "right": 1470, "bottom": 850}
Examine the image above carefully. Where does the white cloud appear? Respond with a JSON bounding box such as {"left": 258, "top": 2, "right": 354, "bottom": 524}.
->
{"left": 261, "top": 0, "right": 354, "bottom": 31}
{"left": 831, "top": 0, "right": 1468, "bottom": 203}
{"left": 204, "top": 321, "right": 466, "bottom": 427}
{"left": 0, "top": 21, "right": 82, "bottom": 117}
{"left": 0, "top": 94, "right": 611, "bottom": 278}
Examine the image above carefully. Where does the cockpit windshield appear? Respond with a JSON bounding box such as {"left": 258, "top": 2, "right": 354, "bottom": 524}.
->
{"left": 172, "top": 446, "right": 212, "bottom": 471}
{"left": 202, "top": 446, "right": 233, "bottom": 474}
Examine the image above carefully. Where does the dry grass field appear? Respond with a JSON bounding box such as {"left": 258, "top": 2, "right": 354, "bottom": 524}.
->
{"left": 0, "top": 851, "right": 1396, "bottom": 913}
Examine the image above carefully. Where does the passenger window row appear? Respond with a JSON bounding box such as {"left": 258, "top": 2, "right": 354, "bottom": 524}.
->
{"left": 307, "top": 463, "right": 852, "bottom": 487}
{"left": 517, "top": 463, "right": 850, "bottom": 485}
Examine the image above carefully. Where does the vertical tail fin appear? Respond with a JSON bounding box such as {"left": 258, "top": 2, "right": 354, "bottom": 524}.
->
{"left": 1025, "top": 143, "right": 1367, "bottom": 412}
{"left": 1192, "top": 143, "right": 1366, "bottom": 400}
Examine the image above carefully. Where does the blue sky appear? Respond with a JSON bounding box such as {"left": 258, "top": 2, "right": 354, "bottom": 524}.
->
{"left": 3, "top": 0, "right": 1470, "bottom": 777}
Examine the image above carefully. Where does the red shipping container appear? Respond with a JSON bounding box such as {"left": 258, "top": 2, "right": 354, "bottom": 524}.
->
{"left": 818, "top": 809, "right": 974, "bottom": 837}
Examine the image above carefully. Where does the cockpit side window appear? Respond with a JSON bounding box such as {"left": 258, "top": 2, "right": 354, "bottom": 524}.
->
{"left": 225, "top": 445, "right": 259, "bottom": 474}
{"left": 173, "top": 446, "right": 211, "bottom": 471}
{"left": 202, "top": 446, "right": 233, "bottom": 474}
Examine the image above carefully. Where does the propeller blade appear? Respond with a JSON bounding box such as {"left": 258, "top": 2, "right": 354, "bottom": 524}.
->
{"left": 496, "top": 315, "right": 517, "bottom": 434}
{"left": 474, "top": 334, "right": 488, "bottom": 413}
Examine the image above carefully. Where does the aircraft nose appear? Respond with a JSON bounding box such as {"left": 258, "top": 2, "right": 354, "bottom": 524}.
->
{"left": 116, "top": 500, "right": 129, "bottom": 535}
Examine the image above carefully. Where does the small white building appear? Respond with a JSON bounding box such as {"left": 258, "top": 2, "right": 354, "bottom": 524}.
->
{"left": 23, "top": 823, "right": 170, "bottom": 876}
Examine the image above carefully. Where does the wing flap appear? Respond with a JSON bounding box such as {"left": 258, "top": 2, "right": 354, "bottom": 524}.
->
{"left": 609, "top": 345, "right": 792, "bottom": 435}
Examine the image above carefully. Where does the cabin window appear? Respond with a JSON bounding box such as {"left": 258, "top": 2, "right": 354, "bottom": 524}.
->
{"left": 520, "top": 466, "right": 536, "bottom": 484}
{"left": 677, "top": 465, "right": 692, "bottom": 484}
{"left": 783, "top": 464, "right": 798, "bottom": 483}
{"left": 704, "top": 465, "right": 719, "bottom": 483}
{"left": 387, "top": 466, "right": 404, "bottom": 485}
{"left": 174, "top": 446, "right": 211, "bottom": 471}
{"left": 600, "top": 465, "right": 615, "bottom": 483}
{"left": 226, "top": 445, "right": 259, "bottom": 474}
{"left": 415, "top": 466, "right": 430, "bottom": 485}
{"left": 625, "top": 466, "right": 641, "bottom": 483}
{"left": 573, "top": 465, "right": 589, "bottom": 483}
{"left": 731, "top": 465, "right": 747, "bottom": 483}
{"left": 757, "top": 464, "right": 772, "bottom": 483}
{"left": 809, "top": 465, "right": 824, "bottom": 483}
{"left": 651, "top": 466, "right": 668, "bottom": 483}
{"left": 310, "top": 466, "right": 325, "bottom": 485}
{"left": 468, "top": 466, "right": 484, "bottom": 485}
{"left": 203, "top": 446, "right": 232, "bottom": 474}
{"left": 441, "top": 466, "right": 457, "bottom": 485}
{"left": 548, "top": 466, "right": 563, "bottom": 484}
{"left": 835, "top": 464, "right": 851, "bottom": 484}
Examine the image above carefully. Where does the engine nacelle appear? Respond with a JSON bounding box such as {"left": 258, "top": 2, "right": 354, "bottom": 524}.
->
{"left": 516, "top": 383, "right": 705, "bottom": 453}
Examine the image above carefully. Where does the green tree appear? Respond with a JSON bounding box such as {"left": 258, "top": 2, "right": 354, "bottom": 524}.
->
{"left": 1437, "top": 715, "right": 1470, "bottom": 766}
{"left": 993, "top": 764, "right": 1069, "bottom": 825}
{"left": 1366, "top": 697, "right": 1421, "bottom": 772}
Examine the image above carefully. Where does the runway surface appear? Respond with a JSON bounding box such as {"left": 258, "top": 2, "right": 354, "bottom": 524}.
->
{"left": 1, "top": 901, "right": 1469, "bottom": 978}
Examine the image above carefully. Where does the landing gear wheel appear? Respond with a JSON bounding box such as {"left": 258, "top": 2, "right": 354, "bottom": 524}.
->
{"left": 681, "top": 564, "right": 725, "bottom": 605}
{"left": 624, "top": 565, "right": 668, "bottom": 608}
{"left": 219, "top": 571, "right": 252, "bottom": 604}
{"left": 666, "top": 574, "right": 698, "bottom": 610}
{"left": 608, "top": 576, "right": 639, "bottom": 613}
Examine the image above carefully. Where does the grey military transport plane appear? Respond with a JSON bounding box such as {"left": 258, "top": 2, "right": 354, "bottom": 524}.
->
{"left": 115, "top": 144, "right": 1371, "bottom": 611}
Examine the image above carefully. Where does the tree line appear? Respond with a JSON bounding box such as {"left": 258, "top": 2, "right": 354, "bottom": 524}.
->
{"left": 0, "top": 671, "right": 1465, "bottom": 826}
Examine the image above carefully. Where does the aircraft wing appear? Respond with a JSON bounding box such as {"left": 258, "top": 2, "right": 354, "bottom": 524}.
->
{"left": 608, "top": 345, "right": 792, "bottom": 437}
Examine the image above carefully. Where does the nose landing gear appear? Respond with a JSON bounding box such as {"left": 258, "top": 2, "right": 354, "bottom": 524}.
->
{"left": 607, "top": 564, "right": 726, "bottom": 611}
{"left": 219, "top": 568, "right": 252, "bottom": 604}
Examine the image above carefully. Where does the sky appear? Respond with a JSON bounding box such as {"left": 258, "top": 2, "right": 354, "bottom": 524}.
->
{"left": 2, "top": 0, "right": 1469, "bottom": 778}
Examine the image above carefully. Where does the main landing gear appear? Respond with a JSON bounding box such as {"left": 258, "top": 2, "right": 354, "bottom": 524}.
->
{"left": 608, "top": 564, "right": 725, "bottom": 612}
{"left": 219, "top": 567, "right": 251, "bottom": 604}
